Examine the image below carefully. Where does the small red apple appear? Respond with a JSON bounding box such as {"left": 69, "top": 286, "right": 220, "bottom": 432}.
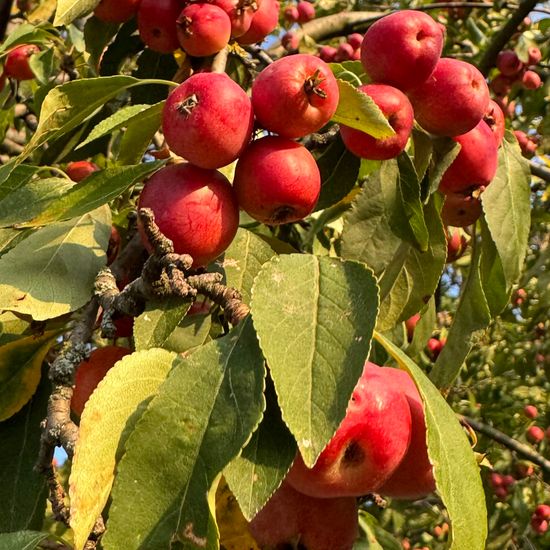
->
{"left": 408, "top": 58, "right": 490, "bottom": 137}
{"left": 72, "top": 346, "right": 131, "bottom": 416}
{"left": 233, "top": 136, "right": 321, "bottom": 225}
{"left": 249, "top": 481, "right": 358, "bottom": 550}
{"left": 176, "top": 4, "right": 232, "bottom": 57}
{"left": 137, "top": 163, "right": 240, "bottom": 267}
{"left": 281, "top": 31, "right": 300, "bottom": 51}
{"left": 483, "top": 99, "right": 505, "bottom": 147}
{"left": 527, "top": 47, "right": 542, "bottom": 65}
{"left": 441, "top": 191, "right": 483, "bottom": 227}
{"left": 496, "top": 50, "right": 523, "bottom": 76}
{"left": 94, "top": 0, "right": 140, "bottom": 23}
{"left": 318, "top": 45, "right": 337, "bottom": 63}
{"left": 490, "top": 74, "right": 513, "bottom": 97}
{"left": 526, "top": 426, "right": 545, "bottom": 444}
{"left": 522, "top": 70, "right": 542, "bottom": 90}
{"left": 535, "top": 504, "right": 550, "bottom": 520}
{"left": 377, "top": 368, "right": 436, "bottom": 500}
{"left": 438, "top": 120, "right": 498, "bottom": 194}
{"left": 251, "top": 54, "right": 339, "bottom": 139}
{"left": 347, "top": 33, "right": 363, "bottom": 50}
{"left": 4, "top": 44, "right": 39, "bottom": 81}
{"left": 524, "top": 405, "right": 538, "bottom": 419}
{"left": 334, "top": 42, "right": 355, "bottom": 62}
{"left": 446, "top": 227, "right": 468, "bottom": 263}
{"left": 211, "top": 0, "right": 258, "bottom": 38}
{"left": 66, "top": 160, "right": 99, "bottom": 182}
{"left": 284, "top": 6, "right": 299, "bottom": 23}
{"left": 531, "top": 516, "right": 549, "bottom": 535}
{"left": 296, "top": 1, "right": 315, "bottom": 24}
{"left": 285, "top": 362, "right": 412, "bottom": 498}
{"left": 162, "top": 72, "right": 254, "bottom": 169}
{"left": 137, "top": 0, "right": 182, "bottom": 53}
{"left": 426, "top": 337, "right": 445, "bottom": 360}
{"left": 405, "top": 313, "right": 420, "bottom": 342}
{"left": 237, "top": 0, "right": 279, "bottom": 45}
{"left": 360, "top": 10, "right": 444, "bottom": 91}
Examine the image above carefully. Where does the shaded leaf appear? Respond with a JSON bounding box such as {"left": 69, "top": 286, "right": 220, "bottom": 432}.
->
{"left": 375, "top": 332, "right": 487, "bottom": 550}
{"left": 0, "top": 372, "right": 50, "bottom": 532}
{"left": 395, "top": 153, "right": 429, "bottom": 251}
{"left": 340, "top": 164, "right": 402, "bottom": 275}
{"left": 251, "top": 254, "right": 378, "bottom": 467}
{"left": 83, "top": 16, "right": 120, "bottom": 73}
{"left": 430, "top": 237, "right": 491, "bottom": 391}
{"left": 0, "top": 206, "right": 111, "bottom": 320}
{"left": 224, "top": 376, "right": 297, "bottom": 521}
{"left": 134, "top": 298, "right": 191, "bottom": 351}
{"left": 163, "top": 312, "right": 212, "bottom": 354}
{"left": 0, "top": 531, "right": 50, "bottom": 550}
{"left": 331, "top": 80, "right": 394, "bottom": 139}
{"left": 314, "top": 135, "right": 360, "bottom": 212}
{"left": 103, "top": 318, "right": 266, "bottom": 550}
{"left": 0, "top": 331, "right": 57, "bottom": 421}
{"left": 69, "top": 349, "right": 177, "bottom": 550}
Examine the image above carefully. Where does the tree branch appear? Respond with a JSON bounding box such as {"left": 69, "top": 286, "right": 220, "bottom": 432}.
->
{"left": 530, "top": 161, "right": 550, "bottom": 183}
{"left": 478, "top": 0, "right": 539, "bottom": 75}
{"left": 459, "top": 415, "right": 550, "bottom": 473}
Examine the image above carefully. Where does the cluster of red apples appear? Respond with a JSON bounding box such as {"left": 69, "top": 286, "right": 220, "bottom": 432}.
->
{"left": 330, "top": 10, "right": 504, "bottom": 229}
{"left": 92, "top": 0, "right": 280, "bottom": 54}
{"left": 139, "top": 51, "right": 341, "bottom": 266}
{"left": 249, "top": 362, "right": 436, "bottom": 549}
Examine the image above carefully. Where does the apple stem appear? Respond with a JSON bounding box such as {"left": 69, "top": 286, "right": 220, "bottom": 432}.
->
{"left": 304, "top": 69, "right": 327, "bottom": 99}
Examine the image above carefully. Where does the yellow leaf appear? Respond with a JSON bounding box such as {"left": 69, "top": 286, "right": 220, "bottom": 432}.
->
{"left": 216, "top": 477, "right": 260, "bottom": 550}
{"left": 0, "top": 330, "right": 58, "bottom": 421}
{"left": 69, "top": 349, "right": 177, "bottom": 550}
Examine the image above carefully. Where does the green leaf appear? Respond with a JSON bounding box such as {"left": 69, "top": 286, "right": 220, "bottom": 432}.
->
{"left": 0, "top": 206, "right": 111, "bottom": 321}
{"left": 0, "top": 228, "right": 33, "bottom": 258}
{"left": 0, "top": 372, "right": 50, "bottom": 533}
{"left": 0, "top": 531, "right": 50, "bottom": 550}
{"left": 162, "top": 311, "right": 212, "bottom": 354}
{"left": 83, "top": 16, "right": 120, "bottom": 73}
{"left": 428, "top": 137, "right": 461, "bottom": 195}
{"left": 78, "top": 103, "right": 164, "bottom": 149}
{"left": 15, "top": 162, "right": 164, "bottom": 227}
{"left": 481, "top": 133, "right": 531, "bottom": 289}
{"left": 395, "top": 154, "right": 429, "bottom": 251}
{"left": 0, "top": 165, "right": 40, "bottom": 202}
{"left": 224, "top": 376, "right": 297, "bottom": 521}
{"left": 429, "top": 238, "right": 491, "bottom": 391}
{"left": 250, "top": 254, "right": 378, "bottom": 467}
{"left": 134, "top": 298, "right": 192, "bottom": 351}
{"left": 0, "top": 23, "right": 56, "bottom": 54}
{"left": 22, "top": 76, "right": 140, "bottom": 157}
{"left": 331, "top": 80, "right": 394, "bottom": 139}
{"left": 411, "top": 128, "right": 433, "bottom": 185}
{"left": 28, "top": 48, "right": 55, "bottom": 85}
{"left": 54, "top": 0, "right": 101, "bottom": 26}
{"left": 103, "top": 318, "right": 266, "bottom": 550}
{"left": 0, "top": 177, "right": 74, "bottom": 228}
{"left": 117, "top": 103, "right": 165, "bottom": 165}
{"left": 69, "top": 349, "right": 177, "bottom": 550}
{"left": 374, "top": 332, "right": 487, "bottom": 550}
{"left": 340, "top": 164, "right": 402, "bottom": 275}
{"left": 314, "top": 135, "right": 360, "bottom": 211}
{"left": 210, "top": 228, "right": 275, "bottom": 304}
{"left": 0, "top": 331, "right": 57, "bottom": 421}
{"left": 377, "top": 196, "right": 446, "bottom": 330}
{"left": 479, "top": 218, "right": 509, "bottom": 316}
